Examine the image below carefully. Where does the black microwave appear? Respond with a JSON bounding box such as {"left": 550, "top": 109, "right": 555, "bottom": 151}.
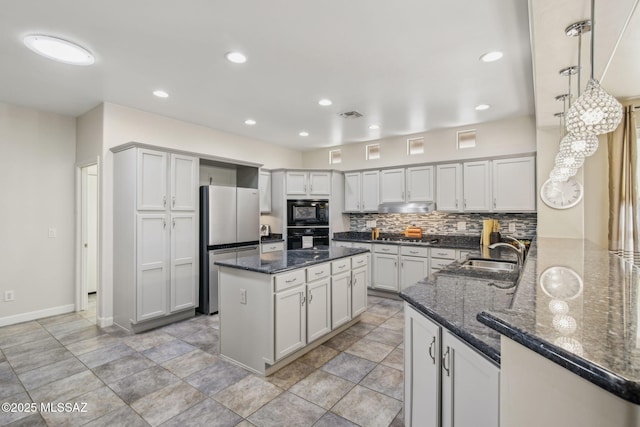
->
{"left": 287, "top": 200, "right": 329, "bottom": 226}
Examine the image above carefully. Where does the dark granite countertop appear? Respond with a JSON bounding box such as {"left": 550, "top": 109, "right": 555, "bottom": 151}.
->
{"left": 215, "top": 246, "right": 369, "bottom": 274}
{"left": 399, "top": 245, "right": 522, "bottom": 365}
{"left": 333, "top": 232, "right": 483, "bottom": 250}
{"left": 477, "top": 237, "right": 640, "bottom": 405}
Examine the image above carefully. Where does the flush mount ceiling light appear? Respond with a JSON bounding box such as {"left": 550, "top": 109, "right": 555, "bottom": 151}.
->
{"left": 153, "top": 90, "right": 169, "bottom": 98}
{"left": 368, "top": 124, "right": 380, "bottom": 130}
{"left": 479, "top": 51, "right": 503, "bottom": 62}
{"left": 318, "top": 99, "right": 332, "bottom": 106}
{"left": 299, "top": 131, "right": 309, "bottom": 137}
{"left": 225, "top": 51, "right": 247, "bottom": 64}
{"left": 244, "top": 119, "right": 256, "bottom": 125}
{"left": 23, "top": 35, "right": 94, "bottom": 65}
{"left": 565, "top": 1, "right": 623, "bottom": 136}
{"left": 475, "top": 104, "right": 491, "bottom": 111}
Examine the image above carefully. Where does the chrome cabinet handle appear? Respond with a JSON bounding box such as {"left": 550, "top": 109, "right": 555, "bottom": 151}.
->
{"left": 493, "top": 198, "right": 497, "bottom": 208}
{"left": 172, "top": 196, "right": 176, "bottom": 207}
{"left": 443, "top": 346, "right": 451, "bottom": 376}
{"left": 409, "top": 250, "right": 418, "bottom": 254}
{"left": 172, "top": 219, "right": 175, "bottom": 228}
{"left": 163, "top": 219, "right": 166, "bottom": 228}
{"left": 308, "top": 291, "right": 313, "bottom": 303}
{"left": 314, "top": 270, "right": 324, "bottom": 275}
{"left": 401, "top": 191, "right": 405, "bottom": 200}
{"left": 285, "top": 277, "right": 297, "bottom": 283}
{"left": 357, "top": 260, "right": 364, "bottom": 264}
{"left": 310, "top": 184, "right": 313, "bottom": 193}
{"left": 428, "top": 336, "right": 436, "bottom": 364}
{"left": 301, "top": 295, "right": 306, "bottom": 306}
{"left": 163, "top": 195, "right": 167, "bottom": 207}
{"left": 464, "top": 199, "right": 467, "bottom": 209}
{"left": 455, "top": 199, "right": 458, "bottom": 209}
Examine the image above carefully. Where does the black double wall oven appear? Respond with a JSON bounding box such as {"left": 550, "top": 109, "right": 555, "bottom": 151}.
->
{"left": 287, "top": 199, "right": 329, "bottom": 249}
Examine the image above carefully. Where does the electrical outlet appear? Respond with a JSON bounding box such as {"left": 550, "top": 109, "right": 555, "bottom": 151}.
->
{"left": 48, "top": 228, "right": 57, "bottom": 238}
{"left": 240, "top": 289, "right": 247, "bottom": 304}
{"left": 365, "top": 221, "right": 371, "bottom": 228}
{"left": 4, "top": 290, "right": 15, "bottom": 302}
{"left": 370, "top": 220, "right": 376, "bottom": 228}
{"left": 457, "top": 221, "right": 466, "bottom": 231}
{"left": 509, "top": 222, "right": 516, "bottom": 233}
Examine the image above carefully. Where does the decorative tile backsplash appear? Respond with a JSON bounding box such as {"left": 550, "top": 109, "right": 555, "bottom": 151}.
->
{"left": 349, "top": 211, "right": 537, "bottom": 238}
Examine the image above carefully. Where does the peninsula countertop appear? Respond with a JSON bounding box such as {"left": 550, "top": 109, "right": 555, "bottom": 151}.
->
{"left": 214, "top": 246, "right": 369, "bottom": 274}
{"left": 478, "top": 237, "right": 640, "bottom": 405}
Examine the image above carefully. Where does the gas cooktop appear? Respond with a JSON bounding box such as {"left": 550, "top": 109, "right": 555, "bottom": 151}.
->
{"left": 377, "top": 237, "right": 440, "bottom": 245}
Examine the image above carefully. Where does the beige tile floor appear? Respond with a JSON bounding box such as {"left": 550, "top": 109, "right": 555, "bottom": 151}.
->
{"left": 0, "top": 294, "right": 405, "bottom": 426}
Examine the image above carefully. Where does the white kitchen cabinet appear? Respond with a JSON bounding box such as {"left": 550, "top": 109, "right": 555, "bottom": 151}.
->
{"left": 492, "top": 156, "right": 536, "bottom": 212}
{"left": 430, "top": 248, "right": 458, "bottom": 276}
{"left": 404, "top": 304, "right": 500, "bottom": 427}
{"left": 307, "top": 277, "right": 331, "bottom": 342}
{"left": 274, "top": 284, "right": 307, "bottom": 360}
{"left": 259, "top": 170, "right": 272, "bottom": 213}
{"left": 286, "top": 170, "right": 331, "bottom": 198}
{"left": 261, "top": 240, "right": 284, "bottom": 253}
{"left": 331, "top": 271, "right": 352, "bottom": 329}
{"left": 441, "top": 330, "right": 500, "bottom": 427}
{"left": 380, "top": 168, "right": 406, "bottom": 203}
{"left": 436, "top": 163, "right": 463, "bottom": 212}
{"left": 406, "top": 165, "right": 434, "bottom": 202}
{"left": 344, "top": 170, "right": 380, "bottom": 212}
{"left": 373, "top": 252, "right": 399, "bottom": 291}
{"left": 114, "top": 146, "right": 199, "bottom": 332}
{"left": 351, "top": 260, "right": 368, "bottom": 317}
{"left": 405, "top": 304, "right": 441, "bottom": 427}
{"left": 400, "top": 255, "right": 430, "bottom": 291}
{"left": 463, "top": 161, "right": 491, "bottom": 212}
{"left": 344, "top": 172, "right": 361, "bottom": 212}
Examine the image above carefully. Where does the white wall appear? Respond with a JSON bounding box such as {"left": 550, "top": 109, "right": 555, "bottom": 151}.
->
{"left": 302, "top": 115, "right": 536, "bottom": 170}
{"left": 76, "top": 104, "right": 104, "bottom": 165}
{"left": 583, "top": 135, "right": 609, "bottom": 247}
{"left": 0, "top": 103, "right": 77, "bottom": 324}
{"left": 97, "top": 103, "right": 304, "bottom": 324}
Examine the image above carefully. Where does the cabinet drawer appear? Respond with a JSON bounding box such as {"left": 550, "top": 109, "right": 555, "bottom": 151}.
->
{"left": 351, "top": 254, "right": 368, "bottom": 269}
{"left": 430, "top": 257, "right": 454, "bottom": 270}
{"left": 306, "top": 263, "right": 330, "bottom": 281}
{"left": 374, "top": 244, "right": 399, "bottom": 255}
{"left": 274, "top": 270, "right": 306, "bottom": 292}
{"left": 262, "top": 242, "right": 284, "bottom": 253}
{"left": 352, "top": 242, "right": 371, "bottom": 250}
{"left": 331, "top": 258, "right": 351, "bottom": 274}
{"left": 400, "top": 246, "right": 430, "bottom": 257}
{"left": 431, "top": 248, "right": 457, "bottom": 259}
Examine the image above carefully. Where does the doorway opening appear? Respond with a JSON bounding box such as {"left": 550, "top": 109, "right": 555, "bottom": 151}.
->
{"left": 78, "top": 163, "right": 99, "bottom": 322}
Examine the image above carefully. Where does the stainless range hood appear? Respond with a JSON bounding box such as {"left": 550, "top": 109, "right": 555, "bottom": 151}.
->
{"left": 377, "top": 202, "right": 436, "bottom": 214}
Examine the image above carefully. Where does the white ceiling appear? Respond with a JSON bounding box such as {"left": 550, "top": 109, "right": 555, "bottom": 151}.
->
{"left": 0, "top": 0, "right": 535, "bottom": 151}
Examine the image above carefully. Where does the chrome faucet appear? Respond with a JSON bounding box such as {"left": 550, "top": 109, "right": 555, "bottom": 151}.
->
{"left": 488, "top": 242, "right": 524, "bottom": 267}
{"left": 502, "top": 235, "right": 526, "bottom": 254}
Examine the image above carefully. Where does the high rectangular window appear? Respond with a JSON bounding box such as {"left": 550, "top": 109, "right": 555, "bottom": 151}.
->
{"left": 366, "top": 144, "right": 380, "bottom": 160}
{"left": 407, "top": 137, "right": 424, "bottom": 155}
{"left": 329, "top": 149, "right": 342, "bottom": 164}
{"left": 457, "top": 129, "right": 477, "bottom": 149}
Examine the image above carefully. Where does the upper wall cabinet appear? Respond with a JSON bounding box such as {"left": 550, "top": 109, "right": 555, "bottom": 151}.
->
{"left": 259, "top": 171, "right": 272, "bottom": 213}
{"left": 492, "top": 156, "right": 536, "bottom": 212}
{"left": 344, "top": 171, "right": 380, "bottom": 213}
{"left": 436, "top": 164, "right": 463, "bottom": 212}
{"left": 380, "top": 166, "right": 434, "bottom": 204}
{"left": 286, "top": 171, "right": 330, "bottom": 198}
{"left": 462, "top": 161, "right": 491, "bottom": 212}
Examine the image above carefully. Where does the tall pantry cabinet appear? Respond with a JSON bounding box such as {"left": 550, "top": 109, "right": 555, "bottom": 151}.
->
{"left": 113, "top": 146, "right": 199, "bottom": 332}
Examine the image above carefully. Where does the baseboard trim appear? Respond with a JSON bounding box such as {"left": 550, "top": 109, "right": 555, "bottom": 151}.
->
{"left": 0, "top": 304, "right": 76, "bottom": 327}
{"left": 97, "top": 316, "right": 113, "bottom": 328}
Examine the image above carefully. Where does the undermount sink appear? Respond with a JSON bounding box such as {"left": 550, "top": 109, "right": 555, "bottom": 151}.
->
{"left": 460, "top": 258, "right": 517, "bottom": 273}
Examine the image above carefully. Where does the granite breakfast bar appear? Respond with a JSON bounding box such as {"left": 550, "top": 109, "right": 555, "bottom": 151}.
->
{"left": 214, "top": 246, "right": 369, "bottom": 375}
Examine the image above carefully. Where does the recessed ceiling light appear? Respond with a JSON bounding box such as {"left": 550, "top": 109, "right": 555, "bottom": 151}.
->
{"left": 225, "top": 51, "right": 247, "bottom": 64}
{"left": 475, "top": 104, "right": 491, "bottom": 111}
{"left": 153, "top": 90, "right": 169, "bottom": 98}
{"left": 480, "top": 51, "right": 503, "bottom": 62}
{"left": 23, "top": 35, "right": 94, "bottom": 65}
{"left": 369, "top": 124, "right": 380, "bottom": 130}
{"left": 318, "top": 99, "right": 333, "bottom": 106}
{"left": 299, "top": 131, "right": 309, "bottom": 137}
{"left": 244, "top": 119, "right": 256, "bottom": 125}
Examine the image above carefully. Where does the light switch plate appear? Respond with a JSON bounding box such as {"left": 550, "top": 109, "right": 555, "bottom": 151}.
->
{"left": 457, "top": 221, "right": 466, "bottom": 231}
{"left": 4, "top": 290, "right": 15, "bottom": 302}
{"left": 240, "top": 289, "right": 247, "bottom": 304}
{"left": 48, "top": 228, "right": 57, "bottom": 238}
{"left": 509, "top": 222, "right": 516, "bottom": 232}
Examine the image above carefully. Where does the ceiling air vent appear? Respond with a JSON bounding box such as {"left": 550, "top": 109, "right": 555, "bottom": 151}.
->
{"left": 338, "top": 110, "right": 363, "bottom": 119}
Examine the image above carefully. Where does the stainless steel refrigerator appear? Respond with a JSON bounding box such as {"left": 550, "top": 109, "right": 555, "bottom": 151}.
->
{"left": 198, "top": 186, "right": 259, "bottom": 314}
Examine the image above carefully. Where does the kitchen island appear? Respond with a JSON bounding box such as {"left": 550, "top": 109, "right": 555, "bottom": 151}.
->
{"left": 215, "top": 246, "right": 369, "bottom": 375}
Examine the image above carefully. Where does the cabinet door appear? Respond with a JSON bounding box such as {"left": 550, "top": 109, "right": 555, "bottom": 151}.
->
{"left": 380, "top": 169, "right": 406, "bottom": 203}
{"left": 331, "top": 272, "right": 352, "bottom": 329}
{"left": 441, "top": 330, "right": 500, "bottom": 427}
{"left": 400, "top": 256, "right": 429, "bottom": 291}
{"left": 406, "top": 166, "right": 434, "bottom": 202}
{"left": 344, "top": 172, "right": 361, "bottom": 212}
{"left": 436, "top": 164, "right": 463, "bottom": 212}
{"left": 136, "top": 214, "right": 168, "bottom": 321}
{"left": 137, "top": 149, "right": 167, "bottom": 211}
{"left": 275, "top": 285, "right": 307, "bottom": 360}
{"left": 286, "top": 171, "right": 308, "bottom": 196}
{"left": 309, "top": 172, "right": 331, "bottom": 196}
{"left": 405, "top": 305, "right": 441, "bottom": 427}
{"left": 351, "top": 267, "right": 367, "bottom": 317}
{"left": 492, "top": 156, "right": 536, "bottom": 211}
{"left": 170, "top": 154, "right": 197, "bottom": 211}
{"left": 361, "top": 170, "right": 380, "bottom": 211}
{"left": 463, "top": 161, "right": 491, "bottom": 212}
{"left": 307, "top": 278, "right": 331, "bottom": 342}
{"left": 170, "top": 213, "right": 196, "bottom": 312}
{"left": 373, "top": 254, "right": 399, "bottom": 291}
{"left": 259, "top": 171, "right": 272, "bottom": 213}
